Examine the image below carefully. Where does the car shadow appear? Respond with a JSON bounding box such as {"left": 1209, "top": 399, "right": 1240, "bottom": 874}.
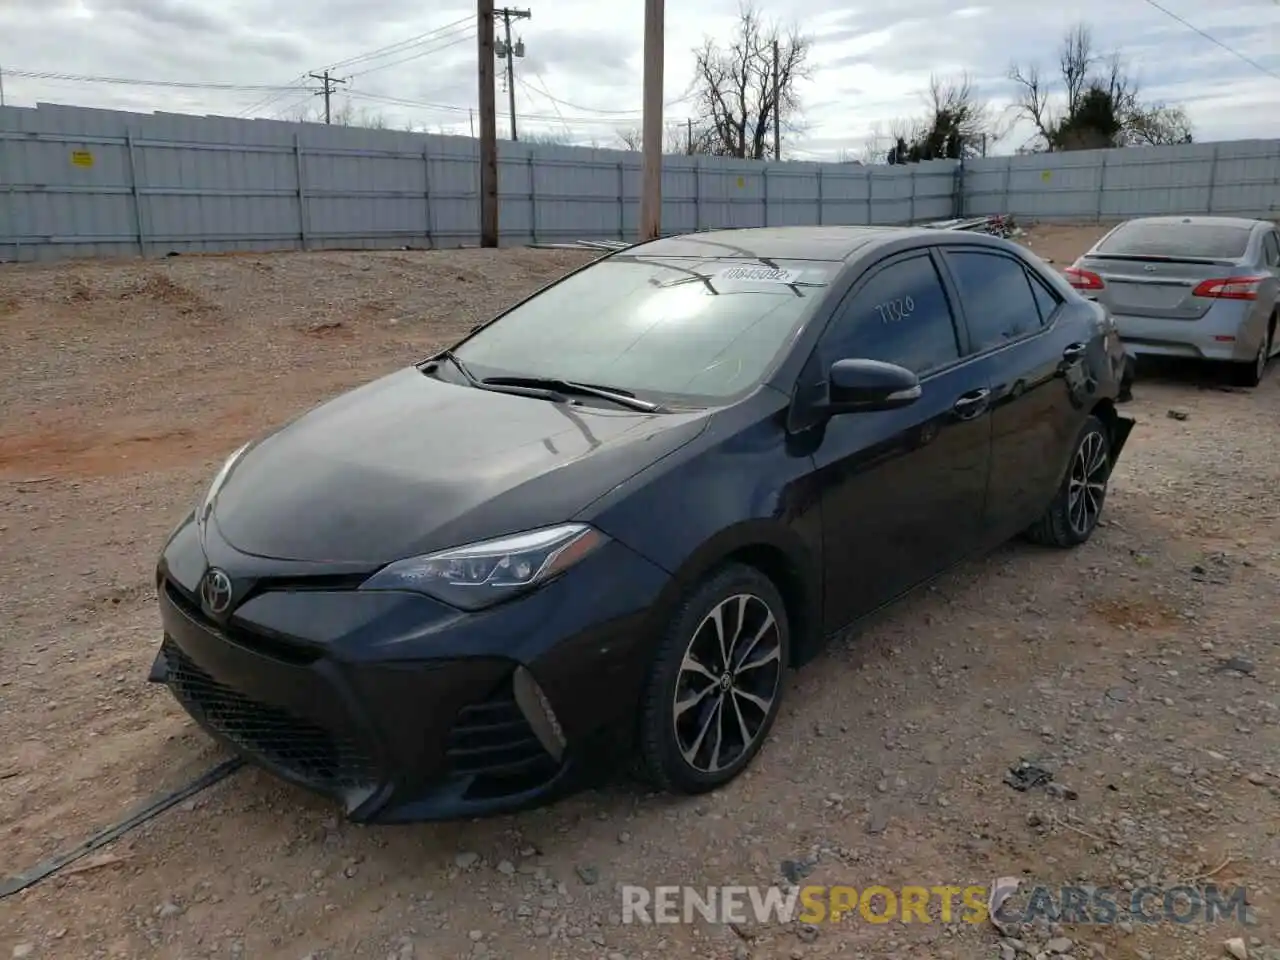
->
{"left": 1130, "top": 355, "right": 1251, "bottom": 393}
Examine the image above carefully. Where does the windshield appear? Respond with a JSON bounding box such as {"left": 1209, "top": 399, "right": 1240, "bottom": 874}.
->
{"left": 452, "top": 256, "right": 837, "bottom": 404}
{"left": 1096, "top": 222, "right": 1252, "bottom": 260}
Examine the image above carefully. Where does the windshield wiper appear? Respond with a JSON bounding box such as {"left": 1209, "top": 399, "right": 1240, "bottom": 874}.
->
{"left": 437, "top": 349, "right": 480, "bottom": 385}
{"left": 481, "top": 376, "right": 664, "bottom": 412}
{"left": 430, "top": 351, "right": 566, "bottom": 402}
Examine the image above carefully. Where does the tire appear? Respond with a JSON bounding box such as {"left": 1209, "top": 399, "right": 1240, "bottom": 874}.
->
{"left": 1025, "top": 415, "right": 1112, "bottom": 549}
{"left": 637, "top": 563, "right": 790, "bottom": 795}
{"left": 1231, "top": 326, "right": 1270, "bottom": 388}
{"left": 1117, "top": 354, "right": 1136, "bottom": 403}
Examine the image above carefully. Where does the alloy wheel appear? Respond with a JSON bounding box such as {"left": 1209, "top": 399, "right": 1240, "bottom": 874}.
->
{"left": 672, "top": 593, "right": 782, "bottom": 774}
{"left": 1067, "top": 430, "right": 1108, "bottom": 537}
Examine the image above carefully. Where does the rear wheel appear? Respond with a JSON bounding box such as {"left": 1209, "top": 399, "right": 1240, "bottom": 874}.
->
{"left": 1232, "top": 327, "right": 1270, "bottom": 388}
{"left": 1025, "top": 415, "right": 1112, "bottom": 548}
{"left": 637, "top": 564, "right": 789, "bottom": 795}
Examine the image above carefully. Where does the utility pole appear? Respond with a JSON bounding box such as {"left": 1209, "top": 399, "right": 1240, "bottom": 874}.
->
{"left": 686, "top": 117, "right": 692, "bottom": 155}
{"left": 638, "top": 0, "right": 664, "bottom": 241}
{"left": 771, "top": 39, "right": 780, "bottom": 161}
{"left": 494, "top": 7, "right": 531, "bottom": 141}
{"left": 0, "top": 64, "right": 6, "bottom": 108}
{"left": 478, "top": 0, "right": 499, "bottom": 247}
{"left": 309, "top": 69, "right": 346, "bottom": 124}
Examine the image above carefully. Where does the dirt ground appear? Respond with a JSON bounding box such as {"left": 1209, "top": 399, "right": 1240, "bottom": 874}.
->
{"left": 2, "top": 223, "right": 1278, "bottom": 960}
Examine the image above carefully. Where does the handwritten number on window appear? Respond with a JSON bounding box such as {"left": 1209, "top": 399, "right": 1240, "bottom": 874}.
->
{"left": 874, "top": 295, "right": 914, "bottom": 325}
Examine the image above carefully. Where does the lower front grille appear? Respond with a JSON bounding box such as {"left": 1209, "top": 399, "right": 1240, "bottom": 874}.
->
{"left": 161, "top": 637, "right": 377, "bottom": 792}
{"left": 446, "top": 675, "right": 559, "bottom": 797}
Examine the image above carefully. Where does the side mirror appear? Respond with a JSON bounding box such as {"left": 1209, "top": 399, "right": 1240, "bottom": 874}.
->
{"left": 826, "top": 358, "right": 921, "bottom": 413}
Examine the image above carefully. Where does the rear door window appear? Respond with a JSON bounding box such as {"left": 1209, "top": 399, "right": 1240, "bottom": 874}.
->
{"left": 942, "top": 250, "right": 1044, "bottom": 353}
{"left": 820, "top": 254, "right": 961, "bottom": 375}
{"left": 1096, "top": 222, "right": 1252, "bottom": 260}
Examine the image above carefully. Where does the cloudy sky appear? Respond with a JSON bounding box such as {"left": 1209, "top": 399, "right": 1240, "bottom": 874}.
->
{"left": 1, "top": 0, "right": 1277, "bottom": 159}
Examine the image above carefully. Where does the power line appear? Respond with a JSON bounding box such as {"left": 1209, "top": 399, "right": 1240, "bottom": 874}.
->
{"left": 271, "top": 92, "right": 319, "bottom": 121}
{"left": 0, "top": 68, "right": 303, "bottom": 91}
{"left": 1, "top": 23, "right": 475, "bottom": 99}
{"left": 347, "top": 24, "right": 476, "bottom": 79}
{"left": 240, "top": 18, "right": 474, "bottom": 120}
{"left": 521, "top": 77, "right": 694, "bottom": 115}
{"left": 1137, "top": 0, "right": 1280, "bottom": 81}
{"left": 241, "top": 19, "right": 474, "bottom": 120}
{"left": 519, "top": 76, "right": 573, "bottom": 137}
{"left": 322, "top": 14, "right": 472, "bottom": 72}
{"left": 343, "top": 87, "right": 686, "bottom": 127}
{"left": 238, "top": 73, "right": 311, "bottom": 118}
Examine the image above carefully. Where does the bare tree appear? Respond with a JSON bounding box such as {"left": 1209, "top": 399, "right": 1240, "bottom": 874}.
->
{"left": 616, "top": 128, "right": 643, "bottom": 151}
{"left": 881, "top": 73, "right": 1008, "bottom": 163}
{"left": 855, "top": 122, "right": 892, "bottom": 165}
{"left": 287, "top": 98, "right": 392, "bottom": 130}
{"left": 689, "top": 1, "right": 811, "bottom": 160}
{"left": 332, "top": 99, "right": 390, "bottom": 130}
{"left": 1126, "top": 103, "right": 1193, "bottom": 146}
{"left": 614, "top": 120, "right": 713, "bottom": 154}
{"left": 520, "top": 130, "right": 578, "bottom": 146}
{"left": 1009, "top": 23, "right": 1193, "bottom": 151}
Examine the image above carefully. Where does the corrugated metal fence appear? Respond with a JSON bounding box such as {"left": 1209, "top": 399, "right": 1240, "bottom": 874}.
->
{"left": 1, "top": 103, "right": 1278, "bottom": 263}
{"left": 962, "top": 140, "right": 1280, "bottom": 222}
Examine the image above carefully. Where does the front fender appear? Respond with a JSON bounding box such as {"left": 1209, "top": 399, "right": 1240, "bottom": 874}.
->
{"left": 578, "top": 392, "right": 825, "bottom": 661}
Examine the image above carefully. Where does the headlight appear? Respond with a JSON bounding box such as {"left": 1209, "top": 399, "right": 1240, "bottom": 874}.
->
{"left": 199, "top": 442, "right": 250, "bottom": 518}
{"left": 359, "top": 523, "right": 607, "bottom": 611}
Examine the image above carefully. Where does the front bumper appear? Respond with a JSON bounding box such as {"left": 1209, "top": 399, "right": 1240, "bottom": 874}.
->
{"left": 150, "top": 520, "right": 670, "bottom": 822}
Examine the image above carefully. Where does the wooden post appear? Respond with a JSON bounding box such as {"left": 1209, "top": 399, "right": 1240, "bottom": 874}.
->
{"left": 478, "top": 0, "right": 499, "bottom": 247}
{"left": 637, "top": 0, "right": 664, "bottom": 241}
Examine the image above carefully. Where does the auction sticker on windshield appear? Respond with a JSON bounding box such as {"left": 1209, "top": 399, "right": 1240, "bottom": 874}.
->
{"left": 716, "top": 265, "right": 805, "bottom": 284}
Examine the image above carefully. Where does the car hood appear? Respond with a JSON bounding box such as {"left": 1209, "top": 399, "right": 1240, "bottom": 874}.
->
{"left": 210, "top": 366, "right": 710, "bottom": 565}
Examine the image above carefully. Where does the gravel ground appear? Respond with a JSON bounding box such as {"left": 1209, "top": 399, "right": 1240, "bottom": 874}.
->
{"left": 1, "top": 225, "right": 1278, "bottom": 960}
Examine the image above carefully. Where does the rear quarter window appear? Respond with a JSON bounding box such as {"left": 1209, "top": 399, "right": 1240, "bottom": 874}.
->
{"left": 1263, "top": 232, "right": 1280, "bottom": 267}
{"left": 1027, "top": 270, "right": 1062, "bottom": 324}
{"left": 1096, "top": 222, "right": 1252, "bottom": 260}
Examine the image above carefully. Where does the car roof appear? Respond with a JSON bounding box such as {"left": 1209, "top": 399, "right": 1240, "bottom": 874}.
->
{"left": 626, "top": 226, "right": 1019, "bottom": 263}
{"left": 1115, "top": 215, "right": 1271, "bottom": 231}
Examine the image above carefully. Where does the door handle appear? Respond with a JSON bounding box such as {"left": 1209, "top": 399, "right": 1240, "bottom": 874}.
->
{"left": 952, "top": 388, "right": 991, "bottom": 419}
{"left": 1062, "top": 342, "right": 1087, "bottom": 363}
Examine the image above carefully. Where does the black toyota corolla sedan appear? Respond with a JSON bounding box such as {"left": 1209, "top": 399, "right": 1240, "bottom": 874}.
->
{"left": 149, "top": 225, "right": 1134, "bottom": 822}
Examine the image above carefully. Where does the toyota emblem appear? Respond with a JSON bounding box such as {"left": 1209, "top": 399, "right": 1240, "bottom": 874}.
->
{"left": 201, "top": 568, "right": 233, "bottom": 615}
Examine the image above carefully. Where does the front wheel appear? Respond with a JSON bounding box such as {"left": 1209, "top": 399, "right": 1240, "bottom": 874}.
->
{"left": 1025, "top": 415, "right": 1112, "bottom": 548}
{"left": 637, "top": 564, "right": 790, "bottom": 795}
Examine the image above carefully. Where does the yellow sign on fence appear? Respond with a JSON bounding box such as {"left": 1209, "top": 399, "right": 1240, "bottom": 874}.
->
{"left": 71, "top": 150, "right": 94, "bottom": 168}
